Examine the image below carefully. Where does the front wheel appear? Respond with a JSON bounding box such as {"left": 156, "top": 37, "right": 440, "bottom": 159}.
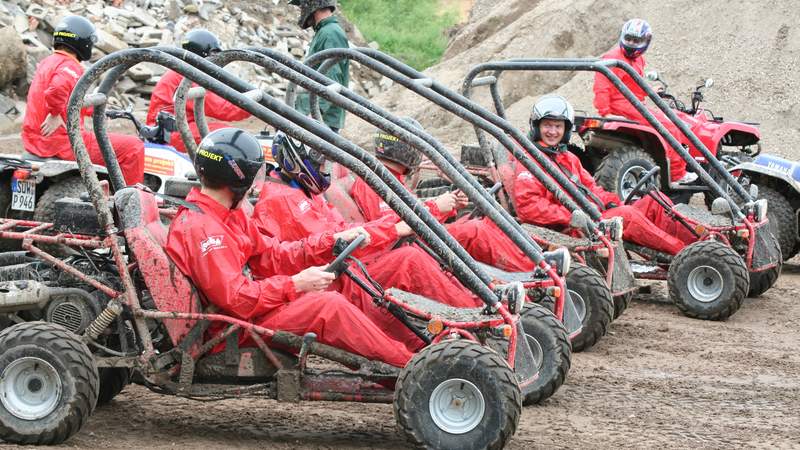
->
{"left": 0, "top": 322, "right": 99, "bottom": 445}
{"left": 668, "top": 241, "right": 749, "bottom": 320}
{"left": 395, "top": 340, "right": 521, "bottom": 450}
{"left": 594, "top": 146, "right": 659, "bottom": 200}
{"left": 748, "top": 233, "right": 782, "bottom": 297}
{"left": 560, "top": 263, "right": 614, "bottom": 352}
{"left": 519, "top": 304, "right": 571, "bottom": 405}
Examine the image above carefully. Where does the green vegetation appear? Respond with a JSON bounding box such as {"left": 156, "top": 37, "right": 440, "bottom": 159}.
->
{"left": 339, "top": 0, "right": 459, "bottom": 70}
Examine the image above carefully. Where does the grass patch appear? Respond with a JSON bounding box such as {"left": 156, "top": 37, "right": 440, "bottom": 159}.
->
{"left": 339, "top": 0, "right": 460, "bottom": 70}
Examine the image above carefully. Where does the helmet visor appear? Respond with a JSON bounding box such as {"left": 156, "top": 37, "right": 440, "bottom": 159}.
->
{"left": 622, "top": 33, "right": 648, "bottom": 48}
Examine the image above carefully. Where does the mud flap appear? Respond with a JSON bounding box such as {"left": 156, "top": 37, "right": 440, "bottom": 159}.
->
{"left": 513, "top": 321, "right": 540, "bottom": 396}
{"left": 562, "top": 290, "right": 583, "bottom": 339}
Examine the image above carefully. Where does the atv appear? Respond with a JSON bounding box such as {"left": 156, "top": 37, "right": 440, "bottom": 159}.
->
{"left": 454, "top": 57, "right": 780, "bottom": 318}
{"left": 0, "top": 47, "right": 561, "bottom": 449}
{"left": 573, "top": 71, "right": 761, "bottom": 202}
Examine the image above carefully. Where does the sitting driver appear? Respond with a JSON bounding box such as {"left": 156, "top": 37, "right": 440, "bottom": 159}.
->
{"left": 592, "top": 18, "right": 696, "bottom": 186}
{"left": 516, "top": 95, "right": 696, "bottom": 255}
{"left": 166, "top": 127, "right": 412, "bottom": 368}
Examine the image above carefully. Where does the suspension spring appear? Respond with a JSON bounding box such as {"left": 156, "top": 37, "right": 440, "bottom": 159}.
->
{"left": 84, "top": 299, "right": 123, "bottom": 341}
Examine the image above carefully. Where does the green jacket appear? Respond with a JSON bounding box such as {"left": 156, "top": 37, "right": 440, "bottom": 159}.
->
{"left": 295, "top": 16, "right": 350, "bottom": 130}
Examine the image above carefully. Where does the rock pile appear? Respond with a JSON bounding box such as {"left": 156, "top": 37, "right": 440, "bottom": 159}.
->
{"left": 0, "top": 0, "right": 391, "bottom": 132}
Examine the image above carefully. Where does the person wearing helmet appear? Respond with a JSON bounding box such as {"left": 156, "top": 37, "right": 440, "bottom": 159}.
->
{"left": 516, "top": 95, "right": 696, "bottom": 255}
{"left": 289, "top": 0, "right": 349, "bottom": 132}
{"left": 347, "top": 119, "right": 541, "bottom": 272}
{"left": 592, "top": 18, "right": 695, "bottom": 185}
{"left": 21, "top": 15, "right": 145, "bottom": 184}
{"left": 253, "top": 131, "right": 481, "bottom": 326}
{"left": 146, "top": 29, "right": 250, "bottom": 153}
{"left": 166, "top": 127, "right": 413, "bottom": 367}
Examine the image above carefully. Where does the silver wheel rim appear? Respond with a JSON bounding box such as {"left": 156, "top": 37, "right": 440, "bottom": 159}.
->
{"left": 620, "top": 164, "right": 648, "bottom": 200}
{"left": 687, "top": 265, "right": 724, "bottom": 303}
{"left": 569, "top": 289, "right": 588, "bottom": 323}
{"left": 1, "top": 357, "right": 62, "bottom": 420}
{"left": 429, "top": 378, "right": 485, "bottom": 434}
{"left": 525, "top": 333, "right": 545, "bottom": 371}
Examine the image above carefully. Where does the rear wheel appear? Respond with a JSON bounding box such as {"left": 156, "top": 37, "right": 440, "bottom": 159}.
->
{"left": 519, "top": 304, "right": 571, "bottom": 405}
{"left": 96, "top": 368, "right": 130, "bottom": 407}
{"left": 563, "top": 263, "right": 613, "bottom": 352}
{"left": 0, "top": 321, "right": 98, "bottom": 445}
{"left": 612, "top": 292, "right": 633, "bottom": 319}
{"left": 395, "top": 340, "right": 521, "bottom": 450}
{"left": 668, "top": 241, "right": 749, "bottom": 320}
{"left": 595, "top": 146, "right": 659, "bottom": 200}
{"left": 747, "top": 233, "right": 782, "bottom": 297}
{"left": 32, "top": 177, "right": 85, "bottom": 255}
{"left": 757, "top": 185, "right": 798, "bottom": 261}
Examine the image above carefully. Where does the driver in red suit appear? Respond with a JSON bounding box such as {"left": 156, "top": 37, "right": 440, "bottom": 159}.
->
{"left": 166, "top": 127, "right": 412, "bottom": 367}
{"left": 517, "top": 95, "right": 696, "bottom": 255}
{"left": 146, "top": 29, "right": 250, "bottom": 153}
{"left": 22, "top": 16, "right": 144, "bottom": 185}
{"left": 592, "top": 18, "right": 695, "bottom": 185}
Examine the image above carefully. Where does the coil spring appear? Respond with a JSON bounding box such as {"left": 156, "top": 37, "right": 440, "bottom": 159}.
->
{"left": 84, "top": 299, "right": 122, "bottom": 341}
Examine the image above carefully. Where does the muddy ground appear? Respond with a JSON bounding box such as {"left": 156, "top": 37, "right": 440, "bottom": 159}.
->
{"left": 1, "top": 262, "right": 795, "bottom": 449}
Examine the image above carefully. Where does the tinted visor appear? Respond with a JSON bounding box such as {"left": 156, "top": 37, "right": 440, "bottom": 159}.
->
{"left": 622, "top": 33, "right": 648, "bottom": 47}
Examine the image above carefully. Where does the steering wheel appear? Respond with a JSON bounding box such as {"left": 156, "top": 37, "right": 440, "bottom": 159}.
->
{"left": 624, "top": 166, "right": 661, "bottom": 205}
{"left": 466, "top": 182, "right": 503, "bottom": 219}
{"left": 324, "top": 234, "right": 367, "bottom": 275}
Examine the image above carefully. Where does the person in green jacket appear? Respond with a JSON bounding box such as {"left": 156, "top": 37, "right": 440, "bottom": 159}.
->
{"left": 290, "top": 0, "right": 350, "bottom": 132}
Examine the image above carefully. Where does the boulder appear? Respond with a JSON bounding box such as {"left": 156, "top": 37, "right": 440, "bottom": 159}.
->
{"left": 0, "top": 27, "right": 27, "bottom": 89}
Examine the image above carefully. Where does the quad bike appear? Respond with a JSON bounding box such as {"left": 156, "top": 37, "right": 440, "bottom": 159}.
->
{"left": 573, "top": 70, "right": 761, "bottom": 202}
{"left": 175, "top": 47, "right": 576, "bottom": 406}
{"left": 455, "top": 58, "right": 781, "bottom": 318}
{"left": 0, "top": 47, "right": 569, "bottom": 448}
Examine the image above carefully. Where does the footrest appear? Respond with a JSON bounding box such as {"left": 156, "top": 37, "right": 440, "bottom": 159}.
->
{"left": 520, "top": 223, "right": 592, "bottom": 248}
{"left": 475, "top": 262, "right": 535, "bottom": 283}
{"left": 674, "top": 204, "right": 733, "bottom": 227}
{"left": 386, "top": 288, "right": 499, "bottom": 323}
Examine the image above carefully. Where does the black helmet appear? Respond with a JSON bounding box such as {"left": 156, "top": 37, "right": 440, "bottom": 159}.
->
{"left": 529, "top": 95, "right": 575, "bottom": 145}
{"left": 272, "top": 131, "right": 330, "bottom": 195}
{"left": 182, "top": 29, "right": 222, "bottom": 58}
{"left": 289, "top": 0, "right": 337, "bottom": 29}
{"left": 374, "top": 117, "right": 423, "bottom": 174}
{"left": 195, "top": 128, "right": 264, "bottom": 205}
{"left": 53, "top": 16, "right": 97, "bottom": 62}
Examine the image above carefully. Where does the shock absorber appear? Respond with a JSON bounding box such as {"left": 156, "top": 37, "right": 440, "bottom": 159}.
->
{"left": 83, "top": 299, "right": 123, "bottom": 341}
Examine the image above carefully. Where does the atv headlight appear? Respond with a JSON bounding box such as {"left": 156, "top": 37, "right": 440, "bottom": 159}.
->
{"left": 543, "top": 247, "right": 571, "bottom": 277}
{"left": 498, "top": 281, "right": 526, "bottom": 315}
{"left": 600, "top": 216, "right": 624, "bottom": 241}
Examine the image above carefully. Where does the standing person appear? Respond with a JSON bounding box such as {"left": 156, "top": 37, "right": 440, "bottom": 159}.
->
{"left": 146, "top": 29, "right": 250, "bottom": 153}
{"left": 592, "top": 18, "right": 696, "bottom": 185}
{"left": 22, "top": 16, "right": 144, "bottom": 185}
{"left": 166, "top": 127, "right": 412, "bottom": 367}
{"left": 290, "top": 0, "right": 349, "bottom": 132}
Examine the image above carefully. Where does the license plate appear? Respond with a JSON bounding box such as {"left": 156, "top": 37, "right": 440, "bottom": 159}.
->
{"left": 11, "top": 178, "right": 35, "bottom": 212}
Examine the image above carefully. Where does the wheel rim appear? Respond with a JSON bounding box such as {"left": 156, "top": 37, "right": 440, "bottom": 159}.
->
{"left": 687, "top": 266, "right": 724, "bottom": 302}
{"left": 429, "top": 378, "right": 486, "bottom": 434}
{"left": 525, "top": 333, "right": 545, "bottom": 372}
{"left": 569, "top": 289, "right": 587, "bottom": 323}
{"left": 1, "top": 357, "right": 63, "bottom": 420}
{"left": 620, "top": 165, "right": 648, "bottom": 199}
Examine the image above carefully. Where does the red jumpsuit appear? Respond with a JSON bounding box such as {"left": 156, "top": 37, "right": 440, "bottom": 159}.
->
{"left": 252, "top": 176, "right": 481, "bottom": 309}
{"left": 513, "top": 148, "right": 696, "bottom": 255}
{"left": 593, "top": 46, "right": 687, "bottom": 182}
{"left": 166, "top": 188, "right": 412, "bottom": 367}
{"left": 22, "top": 51, "right": 144, "bottom": 185}
{"left": 147, "top": 70, "right": 250, "bottom": 153}
{"left": 349, "top": 169, "right": 536, "bottom": 272}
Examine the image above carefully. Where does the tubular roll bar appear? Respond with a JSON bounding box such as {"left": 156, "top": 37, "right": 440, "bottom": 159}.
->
{"left": 296, "top": 48, "right": 605, "bottom": 225}
{"left": 178, "top": 48, "right": 558, "bottom": 276}
{"left": 462, "top": 58, "right": 752, "bottom": 218}
{"left": 67, "top": 48, "right": 501, "bottom": 306}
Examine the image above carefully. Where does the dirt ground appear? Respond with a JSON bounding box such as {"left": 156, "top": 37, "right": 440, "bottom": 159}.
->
{"left": 1, "top": 261, "right": 795, "bottom": 449}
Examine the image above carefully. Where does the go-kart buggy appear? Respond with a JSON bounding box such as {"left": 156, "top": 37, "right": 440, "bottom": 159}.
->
{"left": 456, "top": 58, "right": 780, "bottom": 318}
{"left": 172, "top": 47, "right": 574, "bottom": 405}
{"left": 573, "top": 70, "right": 761, "bottom": 202}
{"left": 0, "top": 47, "right": 567, "bottom": 449}
{"left": 300, "top": 49, "right": 635, "bottom": 350}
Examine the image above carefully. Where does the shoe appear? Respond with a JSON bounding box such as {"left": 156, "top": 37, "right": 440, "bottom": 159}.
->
{"left": 677, "top": 171, "right": 698, "bottom": 184}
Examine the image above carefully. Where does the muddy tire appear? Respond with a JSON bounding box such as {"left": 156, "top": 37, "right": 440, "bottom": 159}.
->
{"left": 747, "top": 233, "right": 782, "bottom": 298}
{"left": 0, "top": 321, "right": 98, "bottom": 445}
{"left": 415, "top": 177, "right": 452, "bottom": 199}
{"left": 668, "top": 241, "right": 749, "bottom": 320}
{"left": 96, "top": 368, "right": 130, "bottom": 407}
{"left": 395, "top": 340, "right": 521, "bottom": 450}
{"left": 757, "top": 185, "right": 798, "bottom": 261}
{"left": 519, "top": 303, "right": 571, "bottom": 405}
{"left": 595, "top": 146, "right": 658, "bottom": 200}
{"left": 563, "top": 263, "right": 614, "bottom": 352}
{"left": 612, "top": 292, "right": 633, "bottom": 319}
{"left": 32, "top": 177, "right": 85, "bottom": 255}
